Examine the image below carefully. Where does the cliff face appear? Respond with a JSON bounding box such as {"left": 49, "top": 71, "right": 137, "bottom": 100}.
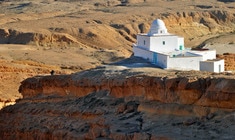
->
{"left": 0, "top": 28, "right": 80, "bottom": 46}
{"left": 1, "top": 61, "right": 235, "bottom": 139}
{"left": 0, "top": 59, "right": 71, "bottom": 110}
{"left": 0, "top": 2, "right": 234, "bottom": 107}
{"left": 19, "top": 66, "right": 235, "bottom": 109}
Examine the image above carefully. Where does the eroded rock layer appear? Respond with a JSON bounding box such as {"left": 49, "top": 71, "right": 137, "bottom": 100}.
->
{"left": 1, "top": 59, "right": 235, "bottom": 139}
{"left": 217, "top": 53, "right": 235, "bottom": 71}
{"left": 19, "top": 65, "right": 235, "bottom": 109}
{"left": 2, "top": 91, "right": 235, "bottom": 140}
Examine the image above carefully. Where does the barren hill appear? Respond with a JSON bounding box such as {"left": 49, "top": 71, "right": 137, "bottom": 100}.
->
{"left": 1, "top": 0, "right": 235, "bottom": 49}
{"left": 0, "top": 0, "right": 235, "bottom": 138}
{"left": 0, "top": 0, "right": 235, "bottom": 106}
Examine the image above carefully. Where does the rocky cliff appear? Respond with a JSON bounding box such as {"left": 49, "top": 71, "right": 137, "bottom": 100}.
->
{"left": 19, "top": 65, "right": 235, "bottom": 109}
{"left": 1, "top": 58, "right": 235, "bottom": 140}
{"left": 0, "top": 1, "right": 235, "bottom": 139}
{"left": 0, "top": 59, "right": 71, "bottom": 110}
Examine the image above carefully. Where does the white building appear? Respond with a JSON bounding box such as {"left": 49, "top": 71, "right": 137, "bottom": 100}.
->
{"left": 133, "top": 19, "right": 224, "bottom": 72}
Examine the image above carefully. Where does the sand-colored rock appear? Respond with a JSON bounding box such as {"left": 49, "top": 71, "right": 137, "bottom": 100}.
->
{"left": 0, "top": 59, "right": 71, "bottom": 109}
{"left": 0, "top": 28, "right": 79, "bottom": 45}
{"left": 19, "top": 62, "right": 235, "bottom": 109}
{"left": 0, "top": 0, "right": 234, "bottom": 109}
{"left": 0, "top": 0, "right": 235, "bottom": 139}
{"left": 217, "top": 53, "right": 235, "bottom": 71}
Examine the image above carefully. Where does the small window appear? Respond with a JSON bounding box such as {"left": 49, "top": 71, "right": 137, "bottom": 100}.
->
{"left": 144, "top": 40, "right": 146, "bottom": 45}
{"left": 163, "top": 41, "right": 165, "bottom": 45}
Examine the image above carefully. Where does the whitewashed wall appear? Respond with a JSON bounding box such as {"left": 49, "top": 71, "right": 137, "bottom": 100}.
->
{"left": 150, "top": 35, "right": 176, "bottom": 52}
{"left": 133, "top": 46, "right": 168, "bottom": 68}
{"left": 137, "top": 35, "right": 151, "bottom": 50}
{"left": 167, "top": 56, "right": 203, "bottom": 70}
{"left": 156, "top": 53, "right": 168, "bottom": 68}
{"left": 200, "top": 60, "right": 224, "bottom": 73}
{"left": 214, "top": 60, "right": 224, "bottom": 72}
{"left": 133, "top": 46, "right": 153, "bottom": 62}
{"left": 149, "top": 35, "right": 181, "bottom": 53}
{"left": 191, "top": 50, "right": 216, "bottom": 61}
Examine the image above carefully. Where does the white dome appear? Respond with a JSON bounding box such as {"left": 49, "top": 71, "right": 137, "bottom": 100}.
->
{"left": 148, "top": 19, "right": 168, "bottom": 35}
{"left": 152, "top": 19, "right": 167, "bottom": 29}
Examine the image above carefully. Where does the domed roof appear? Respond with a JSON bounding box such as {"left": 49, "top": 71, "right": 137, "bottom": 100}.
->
{"left": 151, "top": 19, "right": 167, "bottom": 29}
{"left": 148, "top": 19, "right": 168, "bottom": 35}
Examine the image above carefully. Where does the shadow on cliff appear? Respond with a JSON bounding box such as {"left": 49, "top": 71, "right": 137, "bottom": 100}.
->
{"left": 109, "top": 56, "right": 162, "bottom": 69}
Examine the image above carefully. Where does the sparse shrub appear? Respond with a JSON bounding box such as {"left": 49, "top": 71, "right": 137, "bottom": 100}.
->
{"left": 78, "top": 28, "right": 84, "bottom": 33}
{"left": 87, "top": 32, "right": 97, "bottom": 38}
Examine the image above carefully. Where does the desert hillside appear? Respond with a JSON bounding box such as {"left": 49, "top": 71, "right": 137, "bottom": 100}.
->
{"left": 0, "top": 0, "right": 235, "bottom": 108}
{"left": 1, "top": 0, "right": 235, "bottom": 49}
{"left": 0, "top": 0, "right": 235, "bottom": 138}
